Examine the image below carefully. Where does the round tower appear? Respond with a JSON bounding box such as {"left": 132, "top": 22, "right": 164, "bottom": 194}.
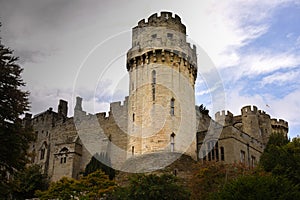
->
{"left": 241, "top": 105, "right": 260, "bottom": 139}
{"left": 126, "top": 12, "right": 197, "bottom": 159}
{"left": 271, "top": 119, "right": 289, "bottom": 137}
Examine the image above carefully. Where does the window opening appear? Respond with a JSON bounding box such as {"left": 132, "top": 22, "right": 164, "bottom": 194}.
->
{"left": 170, "top": 98, "right": 175, "bottom": 116}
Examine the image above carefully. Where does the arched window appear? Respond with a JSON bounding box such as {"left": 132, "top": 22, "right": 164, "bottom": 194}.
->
{"left": 59, "top": 147, "right": 69, "bottom": 164}
{"left": 170, "top": 133, "right": 175, "bottom": 152}
{"left": 40, "top": 142, "right": 47, "bottom": 160}
{"left": 170, "top": 98, "right": 175, "bottom": 116}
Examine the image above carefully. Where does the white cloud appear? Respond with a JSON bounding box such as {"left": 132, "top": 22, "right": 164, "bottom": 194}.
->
{"left": 243, "top": 52, "right": 300, "bottom": 75}
{"left": 261, "top": 70, "right": 300, "bottom": 85}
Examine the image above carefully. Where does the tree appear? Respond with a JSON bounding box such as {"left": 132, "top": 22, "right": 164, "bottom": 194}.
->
{"left": 36, "top": 177, "right": 79, "bottom": 200}
{"left": 199, "top": 104, "right": 209, "bottom": 115}
{"left": 78, "top": 170, "right": 116, "bottom": 199}
{"left": 0, "top": 24, "right": 35, "bottom": 197}
{"left": 108, "top": 173, "right": 190, "bottom": 200}
{"left": 36, "top": 170, "right": 115, "bottom": 200}
{"left": 260, "top": 137, "right": 300, "bottom": 185}
{"left": 211, "top": 174, "right": 300, "bottom": 200}
{"left": 84, "top": 153, "right": 115, "bottom": 180}
{"left": 11, "top": 165, "right": 49, "bottom": 200}
{"left": 190, "top": 162, "right": 252, "bottom": 200}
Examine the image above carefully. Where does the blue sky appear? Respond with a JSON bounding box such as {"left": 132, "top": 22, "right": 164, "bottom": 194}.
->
{"left": 0, "top": 0, "right": 300, "bottom": 138}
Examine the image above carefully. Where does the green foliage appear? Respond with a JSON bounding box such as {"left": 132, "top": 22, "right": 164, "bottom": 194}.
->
{"left": 108, "top": 173, "right": 190, "bottom": 200}
{"left": 211, "top": 174, "right": 300, "bottom": 200}
{"left": 199, "top": 104, "right": 209, "bottom": 115}
{"left": 36, "top": 177, "right": 79, "bottom": 200}
{"left": 36, "top": 170, "right": 115, "bottom": 200}
{"left": 0, "top": 25, "right": 35, "bottom": 198}
{"left": 260, "top": 136, "right": 300, "bottom": 185}
{"left": 190, "top": 162, "right": 252, "bottom": 200}
{"left": 265, "top": 132, "right": 289, "bottom": 149}
{"left": 12, "top": 164, "right": 49, "bottom": 199}
{"left": 84, "top": 153, "right": 115, "bottom": 180}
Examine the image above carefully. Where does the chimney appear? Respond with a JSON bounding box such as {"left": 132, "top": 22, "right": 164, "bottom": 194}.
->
{"left": 74, "top": 96, "right": 83, "bottom": 111}
{"left": 58, "top": 99, "right": 68, "bottom": 117}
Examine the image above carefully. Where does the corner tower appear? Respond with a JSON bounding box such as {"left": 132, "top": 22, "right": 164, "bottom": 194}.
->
{"left": 126, "top": 12, "right": 197, "bottom": 159}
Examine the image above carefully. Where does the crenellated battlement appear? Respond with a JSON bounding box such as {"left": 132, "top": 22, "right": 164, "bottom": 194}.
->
{"left": 215, "top": 110, "right": 233, "bottom": 126}
{"left": 271, "top": 118, "right": 288, "bottom": 129}
{"left": 241, "top": 105, "right": 258, "bottom": 115}
{"left": 129, "top": 12, "right": 197, "bottom": 74}
{"left": 135, "top": 12, "right": 186, "bottom": 34}
{"left": 110, "top": 97, "right": 128, "bottom": 110}
{"left": 127, "top": 49, "right": 197, "bottom": 83}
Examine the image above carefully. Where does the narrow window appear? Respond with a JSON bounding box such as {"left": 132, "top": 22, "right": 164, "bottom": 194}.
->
{"left": 170, "top": 133, "right": 175, "bottom": 152}
{"left": 152, "top": 86, "right": 155, "bottom": 101}
{"left": 132, "top": 146, "right": 134, "bottom": 156}
{"left": 152, "top": 70, "right": 156, "bottom": 101}
{"left": 215, "top": 141, "right": 219, "bottom": 161}
{"left": 151, "top": 34, "right": 157, "bottom": 39}
{"left": 240, "top": 150, "right": 246, "bottom": 163}
{"left": 220, "top": 147, "right": 225, "bottom": 161}
{"left": 152, "top": 70, "right": 156, "bottom": 84}
{"left": 170, "top": 98, "right": 175, "bottom": 116}
{"left": 207, "top": 142, "right": 211, "bottom": 161}
{"left": 133, "top": 113, "right": 135, "bottom": 122}
{"left": 40, "top": 149, "right": 45, "bottom": 160}
{"left": 202, "top": 150, "right": 207, "bottom": 161}
{"left": 251, "top": 156, "right": 256, "bottom": 167}
{"left": 211, "top": 142, "right": 215, "bottom": 160}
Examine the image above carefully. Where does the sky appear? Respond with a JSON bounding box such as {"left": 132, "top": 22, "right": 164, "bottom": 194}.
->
{"left": 0, "top": 0, "right": 300, "bottom": 138}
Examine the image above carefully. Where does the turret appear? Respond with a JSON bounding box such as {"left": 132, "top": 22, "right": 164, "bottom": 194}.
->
{"left": 271, "top": 119, "right": 289, "bottom": 137}
{"left": 215, "top": 110, "right": 233, "bottom": 126}
{"left": 74, "top": 96, "right": 86, "bottom": 118}
{"left": 258, "top": 110, "right": 272, "bottom": 145}
{"left": 127, "top": 11, "right": 197, "bottom": 85}
{"left": 127, "top": 12, "right": 197, "bottom": 160}
{"left": 241, "top": 105, "right": 260, "bottom": 139}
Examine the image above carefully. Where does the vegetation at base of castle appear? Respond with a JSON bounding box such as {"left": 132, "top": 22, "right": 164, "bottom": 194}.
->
{"left": 84, "top": 152, "right": 115, "bottom": 180}
{"left": 190, "top": 162, "right": 254, "bottom": 200}
{"left": 107, "top": 173, "right": 190, "bottom": 200}
{"left": 36, "top": 169, "right": 115, "bottom": 200}
{"left": 11, "top": 164, "right": 49, "bottom": 200}
{"left": 0, "top": 23, "right": 35, "bottom": 198}
{"left": 198, "top": 104, "right": 209, "bottom": 115}
{"left": 190, "top": 133, "right": 300, "bottom": 200}
{"left": 210, "top": 173, "right": 300, "bottom": 200}
{"left": 260, "top": 133, "right": 300, "bottom": 186}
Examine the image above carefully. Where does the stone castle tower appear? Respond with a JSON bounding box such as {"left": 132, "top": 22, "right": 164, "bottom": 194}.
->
{"left": 24, "top": 12, "right": 289, "bottom": 181}
{"left": 126, "top": 12, "right": 198, "bottom": 158}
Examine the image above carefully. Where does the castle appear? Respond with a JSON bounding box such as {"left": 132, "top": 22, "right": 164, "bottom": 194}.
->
{"left": 23, "top": 12, "right": 288, "bottom": 181}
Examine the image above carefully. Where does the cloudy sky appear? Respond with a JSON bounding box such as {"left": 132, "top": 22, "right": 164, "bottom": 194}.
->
{"left": 0, "top": 0, "right": 300, "bottom": 138}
